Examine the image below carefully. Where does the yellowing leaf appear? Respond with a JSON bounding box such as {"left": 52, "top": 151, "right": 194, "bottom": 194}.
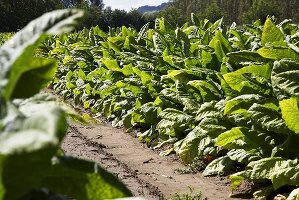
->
{"left": 280, "top": 97, "right": 299, "bottom": 134}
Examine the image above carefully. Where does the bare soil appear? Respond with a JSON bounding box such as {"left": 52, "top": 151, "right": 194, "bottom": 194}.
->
{"left": 61, "top": 121, "right": 253, "bottom": 200}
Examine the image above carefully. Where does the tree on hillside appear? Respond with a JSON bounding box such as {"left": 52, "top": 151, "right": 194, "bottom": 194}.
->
{"left": 0, "top": 0, "right": 63, "bottom": 32}
{"left": 242, "top": 0, "right": 281, "bottom": 23}
{"left": 90, "top": 0, "right": 104, "bottom": 9}
{"left": 158, "top": 4, "right": 186, "bottom": 26}
{"left": 158, "top": 0, "right": 299, "bottom": 25}
{"left": 201, "top": 0, "right": 225, "bottom": 22}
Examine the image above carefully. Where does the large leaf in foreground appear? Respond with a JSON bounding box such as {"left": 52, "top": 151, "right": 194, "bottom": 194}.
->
{"left": 0, "top": 105, "right": 131, "bottom": 200}
{"left": 0, "top": 9, "right": 85, "bottom": 100}
{"left": 0, "top": 155, "right": 132, "bottom": 200}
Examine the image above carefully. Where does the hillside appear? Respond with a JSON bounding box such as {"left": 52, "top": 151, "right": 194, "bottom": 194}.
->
{"left": 137, "top": 2, "right": 168, "bottom": 13}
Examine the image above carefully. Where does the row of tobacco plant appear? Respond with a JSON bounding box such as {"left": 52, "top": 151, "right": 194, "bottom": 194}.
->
{"left": 44, "top": 14, "right": 299, "bottom": 199}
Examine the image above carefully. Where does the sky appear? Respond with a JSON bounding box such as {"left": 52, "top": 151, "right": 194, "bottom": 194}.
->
{"left": 103, "top": 0, "right": 167, "bottom": 11}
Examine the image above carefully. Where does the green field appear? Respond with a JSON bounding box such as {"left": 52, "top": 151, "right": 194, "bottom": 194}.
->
{"left": 42, "top": 15, "right": 299, "bottom": 199}
{"left": 1, "top": 7, "right": 299, "bottom": 200}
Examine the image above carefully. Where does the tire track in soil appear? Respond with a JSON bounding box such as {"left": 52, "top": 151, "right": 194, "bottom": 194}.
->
{"left": 61, "top": 122, "right": 248, "bottom": 200}
{"left": 62, "top": 126, "right": 162, "bottom": 200}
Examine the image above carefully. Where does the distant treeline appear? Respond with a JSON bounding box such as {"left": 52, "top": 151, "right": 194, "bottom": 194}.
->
{"left": 160, "top": 0, "right": 299, "bottom": 25}
{"left": 1, "top": 0, "right": 299, "bottom": 32}
{"left": 0, "top": 0, "right": 154, "bottom": 32}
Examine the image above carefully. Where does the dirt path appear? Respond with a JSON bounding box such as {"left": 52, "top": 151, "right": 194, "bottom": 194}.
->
{"left": 61, "top": 121, "right": 250, "bottom": 200}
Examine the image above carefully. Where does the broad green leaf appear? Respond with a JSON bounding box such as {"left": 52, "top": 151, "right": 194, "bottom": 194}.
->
{"left": 210, "top": 40, "right": 225, "bottom": 62}
{"left": 153, "top": 96, "right": 181, "bottom": 110}
{"left": 280, "top": 97, "right": 299, "bottom": 134}
{"left": 140, "top": 71, "right": 153, "bottom": 85}
{"left": 163, "top": 55, "right": 184, "bottom": 69}
{"left": 167, "top": 70, "right": 198, "bottom": 83}
{"left": 152, "top": 33, "right": 164, "bottom": 54}
{"left": 262, "top": 18, "right": 285, "bottom": 46}
{"left": 115, "top": 81, "right": 144, "bottom": 96}
{"left": 187, "top": 80, "right": 222, "bottom": 102}
{"left": 248, "top": 157, "right": 298, "bottom": 180}
{"left": 209, "top": 31, "right": 232, "bottom": 62}
{"left": 208, "top": 18, "right": 223, "bottom": 33}
{"left": 196, "top": 116, "right": 232, "bottom": 139}
{"left": 272, "top": 60, "right": 299, "bottom": 98}
{"left": 155, "top": 17, "right": 171, "bottom": 34}
{"left": 201, "top": 49, "right": 220, "bottom": 70}
{"left": 0, "top": 155, "right": 132, "bottom": 200}
{"left": 249, "top": 103, "right": 291, "bottom": 135}
{"left": 156, "top": 119, "right": 177, "bottom": 137}
{"left": 0, "top": 9, "right": 85, "bottom": 99}
{"left": 102, "top": 59, "right": 121, "bottom": 72}
{"left": 227, "top": 149, "right": 260, "bottom": 164}
{"left": 223, "top": 64, "right": 271, "bottom": 94}
{"left": 195, "top": 101, "right": 218, "bottom": 122}
{"left": 203, "top": 156, "right": 235, "bottom": 176}
{"left": 210, "top": 31, "right": 232, "bottom": 53}
{"left": 167, "top": 69, "right": 214, "bottom": 83}
{"left": 131, "top": 103, "right": 158, "bottom": 126}
{"left": 91, "top": 25, "right": 107, "bottom": 38}
{"left": 121, "top": 64, "right": 134, "bottom": 76}
{"left": 10, "top": 58, "right": 57, "bottom": 99}
{"left": 257, "top": 47, "right": 299, "bottom": 62}
{"left": 0, "top": 106, "right": 66, "bottom": 154}
{"left": 228, "top": 51, "right": 270, "bottom": 63}
{"left": 108, "top": 41, "right": 121, "bottom": 53}
{"left": 46, "top": 157, "right": 132, "bottom": 199}
{"left": 137, "top": 23, "right": 149, "bottom": 41}
{"left": 198, "top": 137, "right": 216, "bottom": 157}
{"left": 224, "top": 94, "right": 264, "bottom": 115}
{"left": 175, "top": 132, "right": 202, "bottom": 164}
{"left": 159, "top": 108, "right": 192, "bottom": 123}
{"left": 216, "top": 127, "right": 275, "bottom": 151}
{"left": 176, "top": 114, "right": 231, "bottom": 164}
{"left": 215, "top": 127, "right": 244, "bottom": 148}
{"left": 271, "top": 162, "right": 299, "bottom": 189}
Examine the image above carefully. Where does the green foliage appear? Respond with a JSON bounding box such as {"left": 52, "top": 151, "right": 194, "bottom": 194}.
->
{"left": 169, "top": 187, "right": 202, "bottom": 200}
{"left": 201, "top": 0, "right": 225, "bottom": 23}
{"left": 0, "top": 33, "right": 13, "bottom": 45}
{"left": 44, "top": 15, "right": 299, "bottom": 199}
{"left": 242, "top": 0, "right": 282, "bottom": 23}
{"left": 0, "top": 9, "right": 132, "bottom": 199}
{"left": 159, "top": 0, "right": 299, "bottom": 25}
{"left": 0, "top": 0, "right": 63, "bottom": 32}
{"left": 280, "top": 98, "right": 299, "bottom": 134}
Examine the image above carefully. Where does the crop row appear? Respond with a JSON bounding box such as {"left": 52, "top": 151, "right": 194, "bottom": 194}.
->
{"left": 44, "top": 15, "right": 299, "bottom": 199}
